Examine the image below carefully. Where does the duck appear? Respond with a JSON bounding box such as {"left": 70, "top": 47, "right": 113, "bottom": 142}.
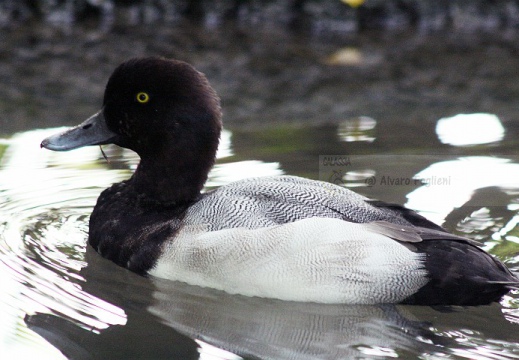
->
{"left": 41, "top": 56, "right": 519, "bottom": 305}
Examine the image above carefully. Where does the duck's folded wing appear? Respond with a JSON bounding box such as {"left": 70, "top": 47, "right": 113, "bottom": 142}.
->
{"left": 363, "top": 220, "right": 480, "bottom": 245}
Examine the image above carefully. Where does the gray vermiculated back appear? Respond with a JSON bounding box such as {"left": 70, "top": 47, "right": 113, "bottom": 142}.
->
{"left": 184, "top": 176, "right": 411, "bottom": 230}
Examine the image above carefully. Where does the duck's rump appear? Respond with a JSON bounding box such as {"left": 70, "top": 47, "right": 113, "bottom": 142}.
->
{"left": 402, "top": 239, "right": 518, "bottom": 305}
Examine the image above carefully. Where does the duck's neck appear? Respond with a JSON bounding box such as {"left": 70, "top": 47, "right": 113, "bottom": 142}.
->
{"left": 130, "top": 148, "right": 215, "bottom": 207}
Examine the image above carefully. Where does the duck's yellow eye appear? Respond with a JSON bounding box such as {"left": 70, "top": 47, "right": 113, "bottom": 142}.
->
{"left": 136, "top": 92, "right": 150, "bottom": 104}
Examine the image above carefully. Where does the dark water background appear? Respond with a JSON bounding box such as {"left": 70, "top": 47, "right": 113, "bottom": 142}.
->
{"left": 2, "top": 10, "right": 519, "bottom": 359}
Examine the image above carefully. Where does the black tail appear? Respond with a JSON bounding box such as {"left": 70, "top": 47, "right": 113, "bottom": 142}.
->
{"left": 401, "top": 239, "right": 518, "bottom": 306}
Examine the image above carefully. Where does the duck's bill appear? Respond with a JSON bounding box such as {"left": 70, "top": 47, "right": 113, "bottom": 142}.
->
{"left": 40, "top": 110, "right": 117, "bottom": 151}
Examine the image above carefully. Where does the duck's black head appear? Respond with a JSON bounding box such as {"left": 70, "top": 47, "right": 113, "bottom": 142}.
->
{"left": 41, "top": 57, "right": 223, "bottom": 205}
{"left": 103, "top": 57, "right": 222, "bottom": 156}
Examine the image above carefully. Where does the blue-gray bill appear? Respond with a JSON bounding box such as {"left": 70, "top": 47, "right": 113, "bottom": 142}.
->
{"left": 40, "top": 110, "right": 117, "bottom": 151}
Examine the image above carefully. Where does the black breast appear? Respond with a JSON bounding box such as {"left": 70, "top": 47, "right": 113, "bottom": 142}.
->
{"left": 88, "top": 181, "right": 190, "bottom": 274}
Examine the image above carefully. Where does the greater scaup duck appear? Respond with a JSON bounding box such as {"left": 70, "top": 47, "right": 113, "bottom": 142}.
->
{"left": 41, "top": 57, "right": 519, "bottom": 305}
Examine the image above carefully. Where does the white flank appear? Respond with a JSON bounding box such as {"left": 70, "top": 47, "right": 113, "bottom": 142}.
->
{"left": 150, "top": 217, "right": 428, "bottom": 304}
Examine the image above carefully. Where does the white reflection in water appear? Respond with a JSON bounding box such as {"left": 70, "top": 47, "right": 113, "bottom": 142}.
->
{"left": 0, "top": 129, "right": 129, "bottom": 355}
{"left": 436, "top": 113, "right": 505, "bottom": 146}
{"left": 406, "top": 156, "right": 519, "bottom": 225}
{"left": 210, "top": 129, "right": 282, "bottom": 186}
{"left": 342, "top": 169, "right": 376, "bottom": 187}
{"left": 338, "top": 116, "right": 376, "bottom": 142}
{"left": 216, "top": 129, "right": 233, "bottom": 159}
{"left": 207, "top": 160, "right": 283, "bottom": 188}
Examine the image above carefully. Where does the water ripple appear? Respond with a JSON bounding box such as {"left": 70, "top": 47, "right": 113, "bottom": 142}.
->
{"left": 0, "top": 129, "right": 129, "bottom": 355}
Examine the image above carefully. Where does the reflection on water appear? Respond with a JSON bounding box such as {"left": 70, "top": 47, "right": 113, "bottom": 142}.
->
{"left": 337, "top": 116, "right": 376, "bottom": 142}
{"left": 0, "top": 129, "right": 129, "bottom": 357}
{"left": 149, "top": 281, "right": 443, "bottom": 359}
{"left": 1, "top": 120, "right": 519, "bottom": 358}
{"left": 208, "top": 160, "right": 283, "bottom": 188}
{"left": 436, "top": 113, "right": 505, "bottom": 146}
{"left": 406, "top": 157, "right": 519, "bottom": 227}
